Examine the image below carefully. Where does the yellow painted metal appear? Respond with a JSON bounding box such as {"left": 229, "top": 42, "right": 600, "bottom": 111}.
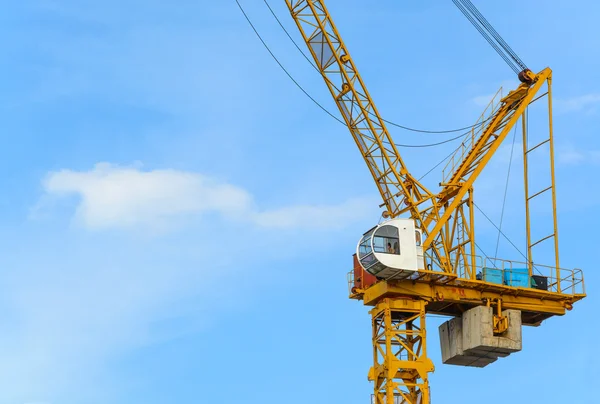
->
{"left": 284, "top": 0, "right": 451, "bottom": 275}
{"left": 369, "top": 299, "right": 433, "bottom": 404}
{"left": 359, "top": 276, "right": 584, "bottom": 324}
{"left": 285, "top": 1, "right": 586, "bottom": 402}
{"left": 521, "top": 76, "right": 561, "bottom": 289}
{"left": 285, "top": 0, "right": 570, "bottom": 285}
{"left": 424, "top": 68, "right": 553, "bottom": 252}
{"left": 548, "top": 77, "right": 561, "bottom": 290}
{"left": 522, "top": 112, "right": 533, "bottom": 273}
{"left": 468, "top": 188, "right": 476, "bottom": 277}
{"left": 492, "top": 299, "right": 509, "bottom": 334}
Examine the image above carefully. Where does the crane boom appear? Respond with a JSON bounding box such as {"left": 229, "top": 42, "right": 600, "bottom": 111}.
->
{"left": 285, "top": 1, "right": 430, "bottom": 216}
{"left": 285, "top": 0, "right": 456, "bottom": 273}
{"left": 424, "top": 68, "right": 551, "bottom": 250}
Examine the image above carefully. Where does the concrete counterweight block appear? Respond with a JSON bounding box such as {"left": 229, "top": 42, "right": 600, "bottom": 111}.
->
{"left": 439, "top": 316, "right": 497, "bottom": 368}
{"left": 439, "top": 306, "right": 522, "bottom": 368}
{"left": 462, "top": 306, "right": 522, "bottom": 356}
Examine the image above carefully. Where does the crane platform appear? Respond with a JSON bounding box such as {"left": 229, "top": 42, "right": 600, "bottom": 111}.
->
{"left": 349, "top": 257, "right": 585, "bottom": 326}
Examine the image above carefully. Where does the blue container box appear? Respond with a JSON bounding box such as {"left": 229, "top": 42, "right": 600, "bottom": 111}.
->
{"left": 504, "top": 267, "right": 529, "bottom": 288}
{"left": 482, "top": 267, "right": 504, "bottom": 285}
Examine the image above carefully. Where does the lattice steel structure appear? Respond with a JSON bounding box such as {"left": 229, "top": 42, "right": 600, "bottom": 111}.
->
{"left": 285, "top": 1, "right": 585, "bottom": 402}
{"left": 370, "top": 299, "right": 433, "bottom": 404}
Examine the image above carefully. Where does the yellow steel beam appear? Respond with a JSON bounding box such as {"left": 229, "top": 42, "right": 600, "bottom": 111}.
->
{"left": 361, "top": 278, "right": 583, "bottom": 316}
{"left": 424, "top": 68, "right": 552, "bottom": 249}
{"left": 370, "top": 299, "right": 432, "bottom": 404}
{"left": 285, "top": 0, "right": 453, "bottom": 273}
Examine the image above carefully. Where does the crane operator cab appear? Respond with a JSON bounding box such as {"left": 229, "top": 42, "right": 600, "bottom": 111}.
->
{"left": 356, "top": 218, "right": 424, "bottom": 280}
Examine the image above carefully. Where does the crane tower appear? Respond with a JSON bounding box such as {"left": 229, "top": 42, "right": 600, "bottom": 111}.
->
{"left": 285, "top": 1, "right": 586, "bottom": 403}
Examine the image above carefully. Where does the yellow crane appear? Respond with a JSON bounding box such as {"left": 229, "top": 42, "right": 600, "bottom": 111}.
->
{"left": 285, "top": 1, "right": 586, "bottom": 403}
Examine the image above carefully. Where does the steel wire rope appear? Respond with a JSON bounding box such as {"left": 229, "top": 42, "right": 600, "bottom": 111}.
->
{"left": 262, "top": 0, "right": 320, "bottom": 74}
{"left": 453, "top": 0, "right": 519, "bottom": 73}
{"left": 413, "top": 126, "right": 535, "bottom": 273}
{"left": 235, "top": 0, "right": 344, "bottom": 125}
{"left": 246, "top": 1, "right": 554, "bottom": 286}
{"left": 473, "top": 202, "right": 542, "bottom": 275}
{"left": 395, "top": 131, "right": 470, "bottom": 148}
{"left": 452, "top": 0, "right": 521, "bottom": 74}
{"left": 263, "top": 0, "right": 494, "bottom": 135}
{"left": 494, "top": 124, "right": 518, "bottom": 259}
{"left": 459, "top": 0, "right": 528, "bottom": 71}
{"left": 454, "top": 0, "right": 523, "bottom": 73}
{"left": 417, "top": 140, "right": 468, "bottom": 181}
{"left": 236, "top": 0, "right": 471, "bottom": 148}
{"left": 474, "top": 240, "right": 497, "bottom": 269}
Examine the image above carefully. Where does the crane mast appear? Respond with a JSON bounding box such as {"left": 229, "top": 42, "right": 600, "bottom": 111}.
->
{"left": 285, "top": 1, "right": 585, "bottom": 403}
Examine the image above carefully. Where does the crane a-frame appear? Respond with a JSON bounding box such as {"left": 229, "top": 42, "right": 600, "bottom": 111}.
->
{"left": 285, "top": 1, "right": 586, "bottom": 403}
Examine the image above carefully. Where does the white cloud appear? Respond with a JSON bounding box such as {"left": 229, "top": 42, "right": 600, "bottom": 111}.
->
{"left": 5, "top": 163, "right": 376, "bottom": 402}
{"left": 554, "top": 93, "right": 600, "bottom": 113}
{"left": 39, "top": 163, "right": 373, "bottom": 232}
{"left": 471, "top": 80, "right": 517, "bottom": 108}
{"left": 491, "top": 140, "right": 524, "bottom": 166}
{"left": 472, "top": 93, "right": 497, "bottom": 107}
{"left": 558, "top": 149, "right": 586, "bottom": 165}
{"left": 557, "top": 145, "right": 600, "bottom": 166}
{"left": 41, "top": 163, "right": 252, "bottom": 230}
{"left": 253, "top": 199, "right": 372, "bottom": 230}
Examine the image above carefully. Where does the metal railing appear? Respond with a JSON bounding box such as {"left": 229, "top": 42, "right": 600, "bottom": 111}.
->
{"left": 478, "top": 256, "right": 585, "bottom": 295}
{"left": 347, "top": 255, "right": 585, "bottom": 297}
{"left": 442, "top": 87, "right": 504, "bottom": 184}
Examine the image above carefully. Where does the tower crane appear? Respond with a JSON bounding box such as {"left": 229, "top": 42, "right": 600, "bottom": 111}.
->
{"left": 285, "top": 1, "right": 586, "bottom": 403}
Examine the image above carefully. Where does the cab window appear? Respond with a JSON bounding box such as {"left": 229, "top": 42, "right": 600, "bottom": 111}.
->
{"left": 373, "top": 225, "right": 400, "bottom": 255}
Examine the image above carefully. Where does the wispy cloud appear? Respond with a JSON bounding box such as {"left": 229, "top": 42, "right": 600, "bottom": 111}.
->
{"left": 470, "top": 80, "right": 517, "bottom": 108}
{"left": 470, "top": 86, "right": 600, "bottom": 116}
{"left": 7, "top": 163, "right": 376, "bottom": 402}
{"left": 557, "top": 146, "right": 600, "bottom": 165}
{"left": 554, "top": 93, "right": 600, "bottom": 113}
{"left": 37, "top": 163, "right": 373, "bottom": 232}
{"left": 40, "top": 163, "right": 252, "bottom": 230}
{"left": 472, "top": 93, "right": 497, "bottom": 107}
{"left": 253, "top": 199, "right": 371, "bottom": 230}
{"left": 558, "top": 149, "right": 586, "bottom": 165}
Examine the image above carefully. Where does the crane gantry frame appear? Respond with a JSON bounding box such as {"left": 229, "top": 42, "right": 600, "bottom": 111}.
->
{"left": 285, "top": 1, "right": 586, "bottom": 403}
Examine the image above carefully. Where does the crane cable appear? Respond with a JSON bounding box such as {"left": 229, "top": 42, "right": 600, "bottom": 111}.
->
{"left": 234, "top": 0, "right": 344, "bottom": 125}
{"left": 452, "top": 0, "right": 528, "bottom": 75}
{"left": 451, "top": 1, "right": 542, "bottom": 272}
{"left": 241, "top": 0, "right": 543, "bottom": 276}
{"left": 417, "top": 140, "right": 466, "bottom": 181}
{"left": 236, "top": 0, "right": 472, "bottom": 148}
{"left": 414, "top": 123, "right": 537, "bottom": 272}
{"left": 474, "top": 202, "right": 543, "bottom": 275}
{"left": 262, "top": 0, "right": 493, "bottom": 135}
{"left": 494, "top": 123, "right": 518, "bottom": 259}
{"left": 460, "top": 0, "right": 528, "bottom": 70}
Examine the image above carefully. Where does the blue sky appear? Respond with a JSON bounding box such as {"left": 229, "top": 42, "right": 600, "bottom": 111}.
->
{"left": 0, "top": 0, "right": 598, "bottom": 403}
